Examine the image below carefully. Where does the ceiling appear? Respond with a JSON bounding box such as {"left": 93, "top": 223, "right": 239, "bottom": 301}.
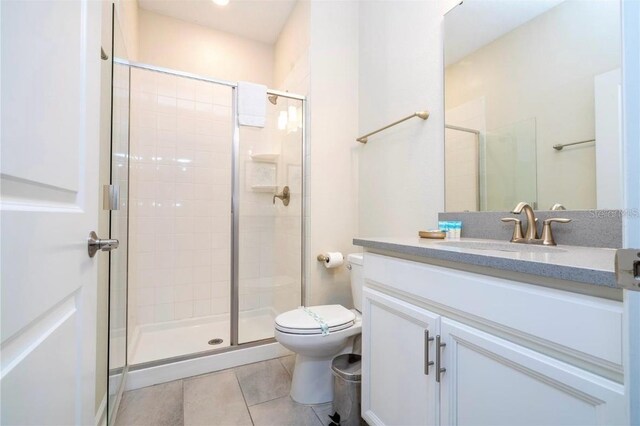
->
{"left": 138, "top": 0, "right": 298, "bottom": 44}
{"left": 445, "top": 0, "right": 564, "bottom": 66}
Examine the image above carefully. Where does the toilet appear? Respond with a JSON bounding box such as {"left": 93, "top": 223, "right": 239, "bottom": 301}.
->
{"left": 274, "top": 253, "right": 364, "bottom": 404}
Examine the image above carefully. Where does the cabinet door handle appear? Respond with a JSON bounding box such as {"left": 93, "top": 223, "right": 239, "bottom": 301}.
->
{"left": 435, "top": 334, "right": 446, "bottom": 383}
{"left": 424, "top": 330, "right": 434, "bottom": 375}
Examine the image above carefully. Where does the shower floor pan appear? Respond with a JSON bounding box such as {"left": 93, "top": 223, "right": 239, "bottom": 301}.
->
{"left": 129, "top": 309, "right": 277, "bottom": 365}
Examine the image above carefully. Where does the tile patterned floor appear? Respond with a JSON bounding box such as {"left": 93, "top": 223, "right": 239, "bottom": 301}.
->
{"left": 115, "top": 355, "right": 337, "bottom": 426}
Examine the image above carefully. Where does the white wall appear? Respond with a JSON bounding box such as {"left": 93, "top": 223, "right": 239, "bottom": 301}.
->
{"left": 358, "top": 0, "right": 451, "bottom": 237}
{"left": 138, "top": 9, "right": 274, "bottom": 86}
{"left": 446, "top": 0, "right": 621, "bottom": 210}
{"left": 306, "top": 0, "right": 359, "bottom": 307}
{"left": 274, "top": 1, "right": 310, "bottom": 91}
{"left": 114, "top": 0, "right": 139, "bottom": 60}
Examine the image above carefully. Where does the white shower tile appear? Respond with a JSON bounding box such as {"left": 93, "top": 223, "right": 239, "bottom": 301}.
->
{"left": 175, "top": 216, "right": 194, "bottom": 234}
{"left": 175, "top": 249, "right": 195, "bottom": 268}
{"left": 155, "top": 216, "right": 175, "bottom": 234}
{"left": 156, "top": 286, "right": 174, "bottom": 305}
{"left": 157, "top": 95, "right": 177, "bottom": 114}
{"left": 156, "top": 73, "right": 177, "bottom": 98}
{"left": 156, "top": 182, "right": 176, "bottom": 200}
{"left": 177, "top": 116, "right": 197, "bottom": 134}
{"left": 175, "top": 166, "right": 195, "bottom": 183}
{"left": 211, "top": 297, "right": 229, "bottom": 315}
{"left": 211, "top": 281, "right": 230, "bottom": 298}
{"left": 154, "top": 250, "right": 176, "bottom": 269}
{"left": 212, "top": 248, "right": 230, "bottom": 266}
{"left": 157, "top": 113, "right": 177, "bottom": 132}
{"left": 156, "top": 269, "right": 175, "bottom": 287}
{"left": 175, "top": 233, "right": 195, "bottom": 252}
{"left": 156, "top": 146, "right": 176, "bottom": 165}
{"left": 177, "top": 98, "right": 196, "bottom": 112}
{"left": 193, "top": 250, "right": 213, "bottom": 267}
{"left": 176, "top": 78, "right": 196, "bottom": 101}
{"left": 174, "top": 267, "right": 194, "bottom": 285}
{"left": 174, "top": 199, "right": 194, "bottom": 217}
{"left": 193, "top": 282, "right": 211, "bottom": 300}
{"left": 157, "top": 165, "right": 176, "bottom": 182}
{"left": 174, "top": 301, "right": 194, "bottom": 320}
{"left": 137, "top": 306, "right": 154, "bottom": 325}
{"left": 212, "top": 85, "right": 232, "bottom": 106}
{"left": 194, "top": 168, "right": 215, "bottom": 184}
{"left": 195, "top": 81, "right": 215, "bottom": 104}
{"left": 174, "top": 284, "right": 194, "bottom": 302}
{"left": 136, "top": 287, "right": 155, "bottom": 306}
{"left": 136, "top": 252, "right": 155, "bottom": 272}
{"left": 157, "top": 129, "right": 177, "bottom": 147}
{"left": 154, "top": 303, "right": 174, "bottom": 322}
{"left": 193, "top": 266, "right": 212, "bottom": 284}
{"left": 193, "top": 183, "right": 214, "bottom": 200}
{"left": 193, "top": 300, "right": 211, "bottom": 317}
{"left": 139, "top": 111, "right": 157, "bottom": 129}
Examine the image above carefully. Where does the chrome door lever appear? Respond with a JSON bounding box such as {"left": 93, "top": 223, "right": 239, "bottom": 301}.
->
{"left": 88, "top": 231, "right": 119, "bottom": 258}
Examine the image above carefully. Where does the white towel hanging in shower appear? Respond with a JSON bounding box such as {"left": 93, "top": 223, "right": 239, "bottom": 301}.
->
{"left": 238, "top": 81, "right": 266, "bottom": 128}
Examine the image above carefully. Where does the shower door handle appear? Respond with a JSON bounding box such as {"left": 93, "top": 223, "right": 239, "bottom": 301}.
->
{"left": 88, "top": 231, "right": 119, "bottom": 258}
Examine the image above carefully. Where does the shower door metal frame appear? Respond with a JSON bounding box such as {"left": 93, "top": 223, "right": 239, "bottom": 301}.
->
{"left": 114, "top": 59, "right": 307, "bottom": 362}
{"left": 231, "top": 87, "right": 307, "bottom": 346}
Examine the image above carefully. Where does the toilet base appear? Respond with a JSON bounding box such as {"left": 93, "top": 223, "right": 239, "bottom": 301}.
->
{"left": 289, "top": 343, "right": 354, "bottom": 404}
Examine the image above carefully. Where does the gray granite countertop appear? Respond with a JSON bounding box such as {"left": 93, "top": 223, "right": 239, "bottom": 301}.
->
{"left": 353, "top": 237, "right": 618, "bottom": 288}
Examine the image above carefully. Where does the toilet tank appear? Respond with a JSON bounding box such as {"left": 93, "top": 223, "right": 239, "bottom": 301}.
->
{"left": 347, "top": 253, "right": 364, "bottom": 312}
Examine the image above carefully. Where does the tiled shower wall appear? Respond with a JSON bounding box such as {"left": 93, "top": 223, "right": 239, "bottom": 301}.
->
{"left": 129, "top": 67, "right": 303, "bottom": 335}
{"left": 129, "top": 67, "right": 232, "bottom": 327}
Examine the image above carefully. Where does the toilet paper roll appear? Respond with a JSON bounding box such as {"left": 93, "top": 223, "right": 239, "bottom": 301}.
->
{"left": 324, "top": 252, "right": 344, "bottom": 269}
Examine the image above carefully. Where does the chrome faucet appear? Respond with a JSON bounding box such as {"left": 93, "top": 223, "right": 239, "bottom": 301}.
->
{"left": 502, "top": 202, "right": 571, "bottom": 246}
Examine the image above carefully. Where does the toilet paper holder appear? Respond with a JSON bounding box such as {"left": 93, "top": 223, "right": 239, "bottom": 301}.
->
{"left": 317, "top": 254, "right": 329, "bottom": 262}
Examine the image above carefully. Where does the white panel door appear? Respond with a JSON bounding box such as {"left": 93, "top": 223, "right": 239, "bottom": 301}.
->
{"left": 440, "top": 318, "right": 626, "bottom": 426}
{"left": 362, "top": 287, "right": 440, "bottom": 426}
{"left": 1, "top": 1, "right": 103, "bottom": 424}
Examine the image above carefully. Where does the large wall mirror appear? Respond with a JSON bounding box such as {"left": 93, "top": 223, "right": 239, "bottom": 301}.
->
{"left": 444, "top": 0, "right": 621, "bottom": 212}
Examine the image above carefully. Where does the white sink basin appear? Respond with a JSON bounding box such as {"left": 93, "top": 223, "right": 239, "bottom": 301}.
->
{"left": 437, "top": 240, "right": 568, "bottom": 253}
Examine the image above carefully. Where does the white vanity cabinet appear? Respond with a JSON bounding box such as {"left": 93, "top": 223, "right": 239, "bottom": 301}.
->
{"left": 362, "top": 288, "right": 440, "bottom": 426}
{"left": 361, "top": 253, "right": 626, "bottom": 426}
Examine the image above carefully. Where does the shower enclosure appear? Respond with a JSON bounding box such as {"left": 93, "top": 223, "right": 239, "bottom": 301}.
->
{"left": 117, "top": 63, "right": 305, "bottom": 366}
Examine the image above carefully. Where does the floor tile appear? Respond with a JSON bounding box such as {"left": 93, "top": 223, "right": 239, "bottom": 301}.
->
{"left": 183, "top": 370, "right": 252, "bottom": 426}
{"left": 311, "top": 402, "right": 334, "bottom": 425}
{"left": 249, "top": 396, "right": 323, "bottom": 426}
{"left": 235, "top": 359, "right": 291, "bottom": 406}
{"left": 279, "top": 355, "right": 296, "bottom": 377}
{"left": 115, "top": 380, "right": 184, "bottom": 426}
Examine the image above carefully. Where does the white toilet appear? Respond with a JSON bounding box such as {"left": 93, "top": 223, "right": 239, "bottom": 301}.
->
{"left": 274, "top": 253, "right": 364, "bottom": 404}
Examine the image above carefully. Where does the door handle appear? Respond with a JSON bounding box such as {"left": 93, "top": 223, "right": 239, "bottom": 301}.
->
{"left": 88, "top": 231, "right": 119, "bottom": 258}
{"left": 435, "top": 334, "right": 446, "bottom": 383}
{"left": 424, "top": 330, "right": 434, "bottom": 375}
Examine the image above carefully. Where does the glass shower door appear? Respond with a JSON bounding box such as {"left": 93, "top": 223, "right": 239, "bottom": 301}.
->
{"left": 237, "top": 94, "right": 304, "bottom": 344}
{"left": 107, "top": 9, "right": 130, "bottom": 423}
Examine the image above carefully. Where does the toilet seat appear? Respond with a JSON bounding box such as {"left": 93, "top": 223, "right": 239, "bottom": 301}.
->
{"left": 275, "top": 305, "right": 355, "bottom": 335}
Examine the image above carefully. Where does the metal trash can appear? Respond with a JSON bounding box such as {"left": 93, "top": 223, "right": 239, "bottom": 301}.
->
{"left": 330, "top": 354, "right": 362, "bottom": 426}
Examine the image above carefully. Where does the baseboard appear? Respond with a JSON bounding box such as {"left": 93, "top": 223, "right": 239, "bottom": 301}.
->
{"left": 125, "top": 342, "right": 291, "bottom": 391}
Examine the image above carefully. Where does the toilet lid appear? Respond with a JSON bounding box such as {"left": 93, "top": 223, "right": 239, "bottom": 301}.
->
{"left": 275, "top": 305, "right": 355, "bottom": 335}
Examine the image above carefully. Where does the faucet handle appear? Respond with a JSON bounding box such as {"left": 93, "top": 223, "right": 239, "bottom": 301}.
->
{"left": 501, "top": 217, "right": 524, "bottom": 242}
{"left": 541, "top": 218, "right": 572, "bottom": 246}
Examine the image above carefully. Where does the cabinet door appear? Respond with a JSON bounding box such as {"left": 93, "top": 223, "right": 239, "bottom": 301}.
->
{"left": 440, "top": 318, "right": 626, "bottom": 426}
{"left": 362, "top": 287, "right": 440, "bottom": 426}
